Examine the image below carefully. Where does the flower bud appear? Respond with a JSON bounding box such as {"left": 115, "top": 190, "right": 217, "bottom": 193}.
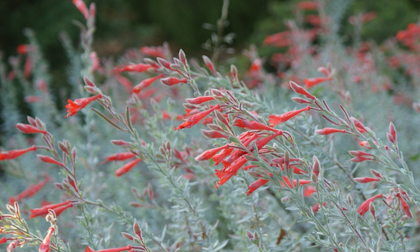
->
{"left": 281, "top": 196, "right": 290, "bottom": 203}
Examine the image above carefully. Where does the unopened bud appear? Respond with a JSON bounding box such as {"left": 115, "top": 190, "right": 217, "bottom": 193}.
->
{"left": 311, "top": 173, "right": 318, "bottom": 183}
{"left": 281, "top": 196, "right": 290, "bottom": 203}
{"left": 84, "top": 77, "right": 96, "bottom": 87}
{"left": 122, "top": 232, "right": 134, "bottom": 240}
{"left": 292, "top": 97, "right": 310, "bottom": 104}
{"left": 179, "top": 49, "right": 186, "bottom": 65}
{"left": 312, "top": 156, "right": 320, "bottom": 176}
{"left": 370, "top": 169, "right": 383, "bottom": 178}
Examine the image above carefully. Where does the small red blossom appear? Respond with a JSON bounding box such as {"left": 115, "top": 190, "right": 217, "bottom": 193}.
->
{"left": 388, "top": 122, "right": 397, "bottom": 143}
{"left": 65, "top": 94, "right": 102, "bottom": 117}
{"left": 354, "top": 177, "right": 381, "bottom": 183}
{"left": 98, "top": 152, "right": 136, "bottom": 165}
{"left": 315, "top": 128, "right": 346, "bottom": 135}
{"left": 269, "top": 106, "right": 310, "bottom": 127}
{"left": 0, "top": 237, "right": 7, "bottom": 244}
{"left": 30, "top": 200, "right": 73, "bottom": 218}
{"left": 0, "top": 145, "right": 37, "bottom": 161}
{"left": 396, "top": 193, "right": 412, "bottom": 218}
{"left": 115, "top": 159, "right": 142, "bottom": 177}
{"left": 290, "top": 81, "right": 315, "bottom": 100}
{"left": 9, "top": 175, "right": 50, "bottom": 204}
{"left": 175, "top": 105, "right": 220, "bottom": 130}
{"left": 39, "top": 227, "right": 54, "bottom": 252}
{"left": 133, "top": 74, "right": 164, "bottom": 94}
{"left": 37, "top": 155, "right": 64, "bottom": 167}
{"left": 215, "top": 156, "right": 248, "bottom": 188}
{"left": 17, "top": 44, "right": 29, "bottom": 54}
{"left": 303, "top": 77, "right": 331, "bottom": 88}
{"left": 357, "top": 193, "right": 383, "bottom": 216}
{"left": 186, "top": 96, "right": 215, "bottom": 105}
{"left": 16, "top": 123, "right": 47, "bottom": 135}
{"left": 161, "top": 77, "right": 188, "bottom": 86}
{"left": 72, "top": 0, "right": 89, "bottom": 20}
{"left": 304, "top": 185, "right": 316, "bottom": 197}
{"left": 234, "top": 119, "right": 278, "bottom": 133}
{"left": 85, "top": 245, "right": 132, "bottom": 252}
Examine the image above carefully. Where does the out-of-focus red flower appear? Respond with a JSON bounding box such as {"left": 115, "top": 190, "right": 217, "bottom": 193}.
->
{"left": 133, "top": 74, "right": 164, "bottom": 94}
{"left": 0, "top": 145, "right": 37, "bottom": 161}
{"left": 161, "top": 77, "right": 188, "bottom": 86}
{"left": 315, "top": 128, "right": 346, "bottom": 135}
{"left": 115, "top": 159, "right": 142, "bottom": 177}
{"left": 304, "top": 185, "right": 316, "bottom": 197}
{"left": 85, "top": 245, "right": 132, "bottom": 252}
{"left": 303, "top": 77, "right": 332, "bottom": 88}
{"left": 30, "top": 200, "right": 73, "bottom": 218}
{"left": 297, "top": 1, "right": 318, "bottom": 10}
{"left": 24, "top": 96, "right": 43, "bottom": 103}
{"left": 37, "top": 155, "right": 64, "bottom": 167}
{"left": 98, "top": 152, "right": 136, "bottom": 165}
{"left": 16, "top": 123, "right": 47, "bottom": 134}
{"left": 357, "top": 193, "right": 383, "bottom": 216}
{"left": 39, "top": 227, "right": 54, "bottom": 252}
{"left": 396, "top": 193, "right": 412, "bottom": 218}
{"left": 174, "top": 105, "right": 220, "bottom": 130}
{"left": 354, "top": 177, "right": 380, "bottom": 183}
{"left": 9, "top": 175, "right": 50, "bottom": 204}
{"left": 17, "top": 44, "right": 29, "bottom": 54}
{"left": 203, "top": 56, "right": 217, "bottom": 75}
{"left": 64, "top": 94, "right": 102, "bottom": 117}
{"left": 24, "top": 56, "right": 31, "bottom": 79}
{"left": 141, "top": 46, "right": 165, "bottom": 58}
{"left": 186, "top": 96, "right": 214, "bottom": 105}
{"left": 72, "top": 0, "right": 89, "bottom": 20}
{"left": 268, "top": 106, "right": 310, "bottom": 126}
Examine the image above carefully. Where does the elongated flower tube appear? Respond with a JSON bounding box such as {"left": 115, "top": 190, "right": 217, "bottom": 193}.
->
{"left": 246, "top": 179, "right": 269, "bottom": 196}
{"left": 65, "top": 94, "right": 102, "bottom": 117}
{"left": 0, "top": 145, "right": 37, "bottom": 161}
{"left": 72, "top": 0, "right": 89, "bottom": 19}
{"left": 203, "top": 55, "right": 217, "bottom": 75}
{"left": 354, "top": 177, "right": 381, "bottom": 183}
{"left": 115, "top": 75, "right": 133, "bottom": 92}
{"left": 303, "top": 76, "right": 331, "bottom": 88}
{"left": 30, "top": 200, "right": 73, "bottom": 218}
{"left": 114, "top": 63, "right": 155, "bottom": 74}
{"left": 215, "top": 156, "right": 248, "bottom": 188}
{"left": 39, "top": 227, "right": 55, "bottom": 252}
{"left": 234, "top": 119, "right": 278, "bottom": 132}
{"left": 133, "top": 74, "right": 164, "bottom": 94}
{"left": 0, "top": 237, "right": 7, "bottom": 244}
{"left": 186, "top": 96, "right": 214, "bottom": 105}
{"left": 268, "top": 106, "right": 310, "bottom": 126}
{"left": 115, "top": 159, "right": 142, "bottom": 177}
{"left": 201, "top": 130, "right": 229, "bottom": 139}
{"left": 195, "top": 145, "right": 228, "bottom": 161}
{"left": 357, "top": 193, "right": 383, "bottom": 216}
{"left": 85, "top": 245, "right": 132, "bottom": 252}
{"left": 9, "top": 175, "right": 50, "bottom": 204}
{"left": 350, "top": 156, "right": 374, "bottom": 163}
{"left": 98, "top": 152, "right": 135, "bottom": 165}
{"left": 175, "top": 105, "right": 220, "bottom": 130}
{"left": 161, "top": 77, "right": 188, "bottom": 86}
{"left": 290, "top": 81, "right": 315, "bottom": 100}
{"left": 396, "top": 193, "right": 412, "bottom": 218}
{"left": 37, "top": 155, "right": 64, "bottom": 167}
{"left": 16, "top": 123, "right": 47, "bottom": 134}
{"left": 315, "top": 128, "right": 346, "bottom": 135}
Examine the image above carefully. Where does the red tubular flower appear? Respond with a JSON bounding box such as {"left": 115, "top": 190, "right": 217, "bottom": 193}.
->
{"left": 0, "top": 145, "right": 37, "bottom": 161}
{"left": 114, "top": 63, "right": 155, "bottom": 74}
{"left": 175, "top": 105, "right": 220, "bottom": 130}
{"left": 348, "top": 150, "right": 372, "bottom": 157}
{"left": 203, "top": 56, "right": 217, "bottom": 75}
{"left": 268, "top": 106, "right": 310, "bottom": 127}
{"left": 289, "top": 81, "right": 315, "bottom": 100}
{"left": 39, "top": 227, "right": 55, "bottom": 252}
{"left": 201, "top": 130, "right": 229, "bottom": 139}
{"left": 351, "top": 117, "right": 367, "bottom": 133}
{"left": 0, "top": 237, "right": 7, "bottom": 244}
{"left": 234, "top": 119, "right": 278, "bottom": 132}
{"left": 161, "top": 77, "right": 188, "bottom": 86}
{"left": 315, "top": 128, "right": 346, "bottom": 135}
{"left": 9, "top": 175, "right": 50, "bottom": 204}
{"left": 17, "top": 44, "right": 29, "bottom": 54}
{"left": 141, "top": 46, "right": 165, "bottom": 58}
{"left": 15, "top": 123, "right": 47, "bottom": 134}
{"left": 30, "top": 200, "right": 73, "bottom": 218}
{"left": 357, "top": 193, "right": 383, "bottom": 216}
{"left": 215, "top": 156, "right": 248, "bottom": 188}
{"left": 65, "top": 94, "right": 102, "bottom": 117}
{"left": 115, "top": 159, "right": 142, "bottom": 177}
{"left": 85, "top": 245, "right": 132, "bottom": 252}
{"left": 359, "top": 141, "right": 372, "bottom": 149}
{"left": 186, "top": 96, "right": 215, "bottom": 105}
{"left": 7, "top": 240, "right": 19, "bottom": 252}
{"left": 396, "top": 193, "right": 412, "bottom": 218}
{"left": 354, "top": 177, "right": 381, "bottom": 183}
{"left": 303, "top": 77, "right": 331, "bottom": 88}
{"left": 350, "top": 156, "right": 374, "bottom": 163}
{"left": 133, "top": 74, "right": 164, "bottom": 94}
{"left": 246, "top": 179, "right": 269, "bottom": 196}
{"left": 37, "top": 155, "right": 64, "bottom": 167}
{"left": 389, "top": 122, "right": 397, "bottom": 143}
{"left": 98, "top": 152, "right": 135, "bottom": 165}
{"left": 304, "top": 185, "right": 316, "bottom": 197}
{"left": 72, "top": 0, "right": 89, "bottom": 20}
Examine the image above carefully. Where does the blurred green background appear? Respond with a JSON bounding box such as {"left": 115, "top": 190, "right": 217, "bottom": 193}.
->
{"left": 1, "top": 0, "right": 419, "bottom": 69}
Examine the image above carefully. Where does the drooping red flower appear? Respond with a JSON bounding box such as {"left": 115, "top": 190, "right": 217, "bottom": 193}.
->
{"left": 354, "top": 177, "right": 381, "bottom": 183}
{"left": 289, "top": 81, "right": 315, "bottom": 100}
{"left": 39, "top": 227, "right": 55, "bottom": 252}
{"left": 0, "top": 145, "right": 37, "bottom": 161}
{"left": 357, "top": 193, "right": 383, "bottom": 216}
{"left": 174, "top": 105, "right": 220, "bottom": 130}
{"left": 396, "top": 193, "right": 412, "bottom": 218}
{"left": 85, "top": 245, "right": 132, "bottom": 252}
{"left": 350, "top": 156, "right": 374, "bottom": 163}
{"left": 30, "top": 200, "right": 73, "bottom": 218}
{"left": 115, "top": 159, "right": 142, "bottom": 177}
{"left": 113, "top": 63, "right": 155, "bottom": 74}
{"left": 37, "top": 155, "right": 64, "bottom": 167}
{"left": 303, "top": 77, "right": 332, "bottom": 88}
{"left": 65, "top": 94, "right": 102, "bottom": 117}
{"left": 98, "top": 152, "right": 136, "bottom": 165}
{"left": 72, "top": 0, "right": 89, "bottom": 20}
{"left": 15, "top": 123, "right": 47, "bottom": 135}
{"left": 9, "top": 175, "right": 50, "bottom": 204}
{"left": 215, "top": 156, "right": 248, "bottom": 188}
{"left": 246, "top": 178, "right": 269, "bottom": 196}
{"left": 268, "top": 106, "right": 310, "bottom": 126}
{"left": 315, "top": 128, "right": 346, "bottom": 135}
{"left": 133, "top": 74, "right": 164, "bottom": 94}
{"left": 233, "top": 119, "right": 278, "bottom": 133}
{"left": 186, "top": 96, "right": 215, "bottom": 105}
{"left": 161, "top": 77, "right": 188, "bottom": 86}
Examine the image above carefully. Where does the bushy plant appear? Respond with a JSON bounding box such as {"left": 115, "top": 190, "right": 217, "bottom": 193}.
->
{"left": 1, "top": 1, "right": 420, "bottom": 251}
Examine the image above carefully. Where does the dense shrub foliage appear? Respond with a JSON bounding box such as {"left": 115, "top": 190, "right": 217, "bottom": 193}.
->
{"left": 1, "top": 0, "right": 420, "bottom": 251}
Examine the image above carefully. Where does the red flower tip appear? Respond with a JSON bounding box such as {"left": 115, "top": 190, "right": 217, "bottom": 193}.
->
{"left": 233, "top": 119, "right": 278, "bottom": 132}
{"left": 141, "top": 46, "right": 165, "bottom": 58}
{"left": 16, "top": 123, "right": 47, "bottom": 134}
{"left": 389, "top": 122, "right": 397, "bottom": 143}
{"left": 115, "top": 159, "right": 142, "bottom": 177}
{"left": 37, "top": 154, "right": 64, "bottom": 167}
{"left": 133, "top": 74, "right": 164, "bottom": 94}
{"left": 72, "top": 0, "right": 89, "bottom": 20}
{"left": 268, "top": 106, "right": 310, "bottom": 127}
{"left": 396, "top": 193, "right": 412, "bottom": 218}
{"left": 303, "top": 77, "right": 331, "bottom": 89}
{"left": 65, "top": 94, "right": 102, "bottom": 118}
{"left": 30, "top": 200, "right": 73, "bottom": 218}
{"left": 315, "top": 127, "right": 346, "bottom": 135}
